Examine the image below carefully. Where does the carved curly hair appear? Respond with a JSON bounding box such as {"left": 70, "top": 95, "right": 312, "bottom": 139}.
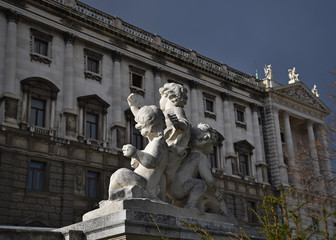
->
{"left": 159, "top": 83, "right": 188, "bottom": 107}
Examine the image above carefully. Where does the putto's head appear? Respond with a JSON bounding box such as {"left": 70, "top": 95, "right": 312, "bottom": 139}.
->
{"left": 134, "top": 105, "right": 166, "bottom": 137}
{"left": 189, "top": 123, "right": 224, "bottom": 154}
{"left": 159, "top": 83, "right": 188, "bottom": 109}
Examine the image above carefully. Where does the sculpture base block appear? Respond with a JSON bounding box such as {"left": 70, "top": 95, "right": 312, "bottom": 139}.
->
{"left": 55, "top": 198, "right": 265, "bottom": 240}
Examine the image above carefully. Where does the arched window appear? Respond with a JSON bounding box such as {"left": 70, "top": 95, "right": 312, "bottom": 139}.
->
{"left": 21, "top": 78, "right": 60, "bottom": 135}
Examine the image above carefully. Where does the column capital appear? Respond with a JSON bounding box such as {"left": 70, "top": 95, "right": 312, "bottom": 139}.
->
{"left": 6, "top": 9, "right": 20, "bottom": 23}
{"left": 152, "top": 66, "right": 162, "bottom": 77}
{"left": 188, "top": 80, "right": 199, "bottom": 90}
{"left": 220, "top": 92, "right": 230, "bottom": 102}
{"left": 250, "top": 103, "right": 262, "bottom": 112}
{"left": 63, "top": 32, "right": 76, "bottom": 45}
{"left": 111, "top": 51, "right": 122, "bottom": 62}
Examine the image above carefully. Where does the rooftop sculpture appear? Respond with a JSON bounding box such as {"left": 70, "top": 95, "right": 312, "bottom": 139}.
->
{"left": 288, "top": 67, "right": 299, "bottom": 84}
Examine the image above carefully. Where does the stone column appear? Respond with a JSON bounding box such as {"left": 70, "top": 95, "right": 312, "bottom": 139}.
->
{"left": 189, "top": 80, "right": 199, "bottom": 126}
{"left": 251, "top": 104, "right": 267, "bottom": 183}
{"left": 111, "top": 51, "right": 122, "bottom": 124}
{"left": 283, "top": 112, "right": 299, "bottom": 187}
{"left": 152, "top": 66, "right": 162, "bottom": 103}
{"left": 111, "top": 51, "right": 125, "bottom": 149}
{"left": 62, "top": 32, "right": 77, "bottom": 140}
{"left": 3, "top": 9, "right": 19, "bottom": 96}
{"left": 307, "top": 120, "right": 320, "bottom": 175}
{"left": 274, "top": 108, "right": 289, "bottom": 186}
{"left": 221, "top": 93, "right": 235, "bottom": 176}
{"left": 1, "top": 10, "right": 20, "bottom": 127}
{"left": 63, "top": 32, "right": 76, "bottom": 111}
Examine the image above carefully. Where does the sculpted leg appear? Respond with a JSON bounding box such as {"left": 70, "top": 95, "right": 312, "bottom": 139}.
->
{"left": 183, "top": 179, "right": 207, "bottom": 210}
{"left": 108, "top": 168, "right": 146, "bottom": 200}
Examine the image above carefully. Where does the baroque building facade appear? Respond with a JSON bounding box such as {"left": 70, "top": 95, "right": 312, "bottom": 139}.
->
{"left": 0, "top": 0, "right": 334, "bottom": 234}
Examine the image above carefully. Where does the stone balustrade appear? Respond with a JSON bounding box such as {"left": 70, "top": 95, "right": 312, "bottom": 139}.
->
{"left": 46, "top": 0, "right": 258, "bottom": 87}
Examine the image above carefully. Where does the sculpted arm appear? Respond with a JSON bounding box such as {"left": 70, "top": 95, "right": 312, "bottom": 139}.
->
{"left": 122, "top": 140, "right": 163, "bottom": 169}
{"left": 127, "top": 93, "right": 139, "bottom": 117}
{"left": 168, "top": 107, "right": 189, "bottom": 132}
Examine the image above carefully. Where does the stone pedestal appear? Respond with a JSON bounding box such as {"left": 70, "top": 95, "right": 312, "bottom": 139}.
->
{"left": 55, "top": 197, "right": 265, "bottom": 240}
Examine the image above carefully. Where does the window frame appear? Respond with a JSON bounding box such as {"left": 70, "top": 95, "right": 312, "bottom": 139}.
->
{"left": 29, "top": 98, "right": 46, "bottom": 128}
{"left": 234, "top": 103, "right": 247, "bottom": 129}
{"left": 78, "top": 95, "right": 110, "bottom": 144}
{"left": 209, "top": 146, "right": 218, "bottom": 169}
{"left": 129, "top": 65, "right": 146, "bottom": 96}
{"left": 84, "top": 48, "right": 103, "bottom": 82}
{"left": 203, "top": 92, "right": 216, "bottom": 120}
{"left": 234, "top": 140, "right": 255, "bottom": 179}
{"left": 131, "top": 118, "right": 144, "bottom": 150}
{"left": 247, "top": 201, "right": 257, "bottom": 223}
{"left": 85, "top": 112, "right": 98, "bottom": 140}
{"left": 21, "top": 78, "right": 60, "bottom": 135}
{"left": 86, "top": 171, "right": 100, "bottom": 199}
{"left": 30, "top": 28, "right": 53, "bottom": 65}
{"left": 28, "top": 160, "right": 48, "bottom": 191}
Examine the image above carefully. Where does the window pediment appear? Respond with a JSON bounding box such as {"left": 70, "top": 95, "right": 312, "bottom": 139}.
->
{"left": 234, "top": 140, "right": 255, "bottom": 154}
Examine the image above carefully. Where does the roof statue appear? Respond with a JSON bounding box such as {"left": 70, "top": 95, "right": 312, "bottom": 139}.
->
{"left": 288, "top": 67, "right": 299, "bottom": 84}
{"left": 263, "top": 64, "right": 274, "bottom": 88}
{"left": 312, "top": 84, "right": 320, "bottom": 97}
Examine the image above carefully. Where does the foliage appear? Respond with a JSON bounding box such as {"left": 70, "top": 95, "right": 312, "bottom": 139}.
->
{"left": 151, "top": 187, "right": 336, "bottom": 240}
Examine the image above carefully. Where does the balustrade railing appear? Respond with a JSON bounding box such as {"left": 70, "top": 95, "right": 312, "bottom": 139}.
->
{"left": 161, "top": 40, "right": 189, "bottom": 57}
{"left": 46, "top": 0, "right": 258, "bottom": 87}
{"left": 121, "top": 22, "right": 154, "bottom": 42}
{"left": 196, "top": 56, "right": 221, "bottom": 71}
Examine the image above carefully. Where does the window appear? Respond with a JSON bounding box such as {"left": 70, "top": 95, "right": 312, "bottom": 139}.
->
{"left": 247, "top": 201, "right": 257, "bottom": 223}
{"left": 30, "top": 28, "right": 53, "bottom": 65}
{"left": 234, "top": 104, "right": 246, "bottom": 129}
{"left": 209, "top": 146, "right": 218, "bottom": 168}
{"left": 30, "top": 98, "right": 46, "bottom": 127}
{"left": 87, "top": 171, "right": 99, "bottom": 198}
{"left": 240, "top": 154, "right": 249, "bottom": 177}
{"left": 84, "top": 48, "right": 103, "bottom": 82}
{"left": 86, "top": 113, "right": 98, "bottom": 139}
{"left": 34, "top": 38, "right": 48, "bottom": 56}
{"left": 234, "top": 140, "right": 255, "bottom": 179}
{"left": 312, "top": 217, "right": 319, "bottom": 231}
{"left": 203, "top": 92, "right": 216, "bottom": 120}
{"left": 87, "top": 57, "right": 99, "bottom": 74}
{"left": 21, "top": 78, "right": 60, "bottom": 134}
{"left": 132, "top": 121, "right": 144, "bottom": 150}
{"left": 28, "top": 161, "right": 46, "bottom": 191}
{"left": 237, "top": 110, "right": 244, "bottom": 122}
{"left": 129, "top": 65, "right": 145, "bottom": 96}
{"left": 78, "top": 95, "right": 110, "bottom": 143}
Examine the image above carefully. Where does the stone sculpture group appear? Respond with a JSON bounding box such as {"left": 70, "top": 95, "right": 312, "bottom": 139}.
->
{"left": 107, "top": 83, "right": 233, "bottom": 217}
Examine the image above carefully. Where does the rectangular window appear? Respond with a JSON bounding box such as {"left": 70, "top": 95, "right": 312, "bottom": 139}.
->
{"left": 30, "top": 98, "right": 46, "bottom": 127}
{"left": 34, "top": 38, "right": 48, "bottom": 56}
{"left": 86, "top": 113, "right": 98, "bottom": 139}
{"left": 209, "top": 146, "right": 217, "bottom": 168}
{"left": 206, "top": 99, "right": 214, "bottom": 112}
{"left": 87, "top": 57, "right": 99, "bottom": 74}
{"left": 131, "top": 72, "right": 143, "bottom": 89}
{"left": 247, "top": 201, "right": 257, "bottom": 223}
{"left": 28, "top": 161, "right": 46, "bottom": 191}
{"left": 87, "top": 171, "right": 99, "bottom": 198}
{"left": 237, "top": 110, "right": 245, "bottom": 122}
{"left": 129, "top": 65, "right": 146, "bottom": 96}
{"left": 132, "top": 122, "right": 144, "bottom": 150}
{"left": 240, "top": 154, "right": 249, "bottom": 177}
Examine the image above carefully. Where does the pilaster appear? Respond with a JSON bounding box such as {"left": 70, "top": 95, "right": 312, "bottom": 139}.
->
{"left": 152, "top": 66, "right": 162, "bottom": 103}
{"left": 189, "top": 80, "right": 199, "bottom": 125}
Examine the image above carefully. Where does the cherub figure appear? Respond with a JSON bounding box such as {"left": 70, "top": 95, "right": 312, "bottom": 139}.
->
{"left": 108, "top": 98, "right": 168, "bottom": 201}
{"left": 159, "top": 83, "right": 191, "bottom": 185}
{"left": 167, "top": 123, "right": 233, "bottom": 217}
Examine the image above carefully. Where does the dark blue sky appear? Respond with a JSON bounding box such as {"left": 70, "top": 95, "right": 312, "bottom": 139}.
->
{"left": 80, "top": 0, "right": 336, "bottom": 111}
